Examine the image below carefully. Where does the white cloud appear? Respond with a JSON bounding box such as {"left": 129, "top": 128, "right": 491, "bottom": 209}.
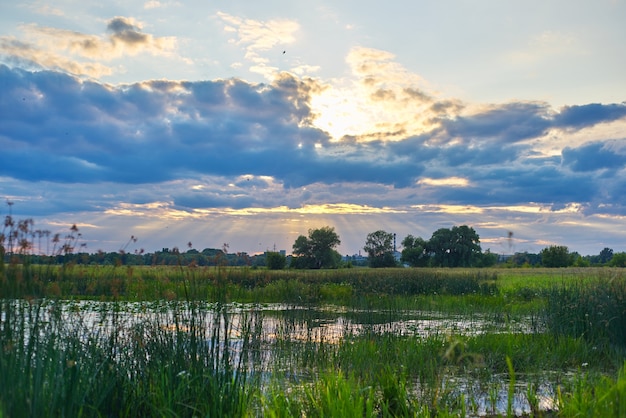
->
{"left": 215, "top": 11, "right": 300, "bottom": 81}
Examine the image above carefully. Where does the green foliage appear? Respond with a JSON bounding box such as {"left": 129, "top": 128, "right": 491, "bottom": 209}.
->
{"left": 609, "top": 252, "right": 626, "bottom": 267}
{"left": 400, "top": 234, "right": 429, "bottom": 267}
{"left": 599, "top": 247, "right": 615, "bottom": 264}
{"left": 4, "top": 268, "right": 626, "bottom": 417}
{"left": 292, "top": 226, "right": 341, "bottom": 269}
{"left": 363, "top": 230, "right": 396, "bottom": 268}
{"left": 545, "top": 276, "right": 626, "bottom": 349}
{"left": 304, "top": 372, "right": 375, "bottom": 417}
{"left": 558, "top": 362, "right": 626, "bottom": 417}
{"left": 505, "top": 251, "right": 542, "bottom": 267}
{"left": 0, "top": 300, "right": 253, "bottom": 417}
{"left": 266, "top": 252, "right": 286, "bottom": 270}
{"left": 477, "top": 249, "right": 499, "bottom": 267}
{"left": 540, "top": 245, "right": 573, "bottom": 267}
{"left": 426, "top": 225, "right": 482, "bottom": 267}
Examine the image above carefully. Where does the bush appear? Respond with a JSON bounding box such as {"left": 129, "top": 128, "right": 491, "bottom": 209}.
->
{"left": 266, "top": 252, "right": 286, "bottom": 270}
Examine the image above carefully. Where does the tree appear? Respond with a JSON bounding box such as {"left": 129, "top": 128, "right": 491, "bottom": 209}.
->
{"left": 598, "top": 247, "right": 614, "bottom": 264}
{"left": 540, "top": 245, "right": 572, "bottom": 267}
{"left": 427, "top": 225, "right": 481, "bottom": 267}
{"left": 364, "top": 230, "right": 396, "bottom": 268}
{"left": 400, "top": 234, "right": 429, "bottom": 267}
{"left": 266, "top": 252, "right": 286, "bottom": 270}
{"left": 507, "top": 252, "right": 541, "bottom": 267}
{"left": 292, "top": 226, "right": 341, "bottom": 269}
{"left": 477, "top": 249, "right": 498, "bottom": 267}
{"left": 609, "top": 252, "right": 626, "bottom": 267}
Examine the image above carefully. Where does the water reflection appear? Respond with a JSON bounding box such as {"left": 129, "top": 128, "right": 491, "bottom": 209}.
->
{"left": 4, "top": 299, "right": 555, "bottom": 416}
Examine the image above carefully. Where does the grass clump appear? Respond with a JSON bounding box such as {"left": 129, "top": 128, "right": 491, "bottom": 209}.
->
{"left": 545, "top": 274, "right": 626, "bottom": 350}
{"left": 0, "top": 299, "right": 255, "bottom": 417}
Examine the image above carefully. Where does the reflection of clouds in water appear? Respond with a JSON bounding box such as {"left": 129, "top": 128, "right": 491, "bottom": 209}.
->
{"left": 26, "top": 300, "right": 559, "bottom": 415}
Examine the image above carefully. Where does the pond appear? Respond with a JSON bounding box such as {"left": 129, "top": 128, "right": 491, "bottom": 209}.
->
{"left": 2, "top": 299, "right": 557, "bottom": 416}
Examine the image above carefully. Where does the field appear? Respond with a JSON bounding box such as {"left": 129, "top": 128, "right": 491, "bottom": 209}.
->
{"left": 1, "top": 264, "right": 625, "bottom": 417}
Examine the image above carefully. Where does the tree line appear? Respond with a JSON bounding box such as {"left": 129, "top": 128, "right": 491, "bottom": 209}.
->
{"left": 2, "top": 208, "right": 625, "bottom": 269}
{"left": 284, "top": 225, "right": 626, "bottom": 269}
{"left": 287, "top": 225, "right": 491, "bottom": 269}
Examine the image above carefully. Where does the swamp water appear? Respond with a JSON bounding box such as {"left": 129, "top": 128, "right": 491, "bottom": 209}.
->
{"left": 3, "top": 299, "right": 557, "bottom": 416}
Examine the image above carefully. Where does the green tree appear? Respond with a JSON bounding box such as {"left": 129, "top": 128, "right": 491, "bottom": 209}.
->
{"left": 427, "top": 225, "right": 481, "bottom": 267}
{"left": 598, "top": 247, "right": 614, "bottom": 264}
{"left": 400, "top": 235, "right": 429, "bottom": 267}
{"left": 478, "top": 249, "right": 498, "bottom": 267}
{"left": 292, "top": 226, "right": 341, "bottom": 269}
{"left": 540, "top": 245, "right": 572, "bottom": 267}
{"left": 507, "top": 251, "right": 541, "bottom": 267}
{"left": 609, "top": 252, "right": 626, "bottom": 267}
{"left": 364, "top": 230, "right": 396, "bottom": 268}
{"left": 266, "top": 252, "right": 286, "bottom": 270}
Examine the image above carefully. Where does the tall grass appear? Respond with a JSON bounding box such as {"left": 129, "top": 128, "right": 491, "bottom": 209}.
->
{"left": 2, "top": 265, "right": 499, "bottom": 303}
{"left": 3, "top": 259, "right": 626, "bottom": 416}
{"left": 557, "top": 361, "right": 626, "bottom": 417}
{"left": 545, "top": 274, "right": 626, "bottom": 350}
{"left": 0, "top": 299, "right": 255, "bottom": 417}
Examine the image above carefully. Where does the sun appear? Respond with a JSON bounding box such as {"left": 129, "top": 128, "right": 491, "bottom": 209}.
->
{"left": 309, "top": 87, "right": 371, "bottom": 141}
{"left": 308, "top": 79, "right": 441, "bottom": 142}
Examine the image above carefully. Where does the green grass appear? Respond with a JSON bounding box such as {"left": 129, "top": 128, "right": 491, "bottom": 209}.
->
{"left": 3, "top": 264, "right": 626, "bottom": 416}
{"left": 0, "top": 299, "right": 254, "bottom": 417}
{"left": 557, "top": 362, "right": 626, "bottom": 417}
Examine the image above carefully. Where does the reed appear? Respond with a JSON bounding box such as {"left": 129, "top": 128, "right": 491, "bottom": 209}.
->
{"left": 0, "top": 299, "right": 255, "bottom": 417}
{"left": 557, "top": 362, "right": 626, "bottom": 417}
{"left": 544, "top": 274, "right": 626, "bottom": 350}
{"left": 3, "top": 260, "right": 626, "bottom": 416}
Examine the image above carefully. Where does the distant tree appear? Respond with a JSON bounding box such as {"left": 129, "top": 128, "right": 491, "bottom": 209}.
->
{"left": 427, "top": 225, "right": 481, "bottom": 267}
{"left": 540, "top": 245, "right": 572, "bottom": 268}
{"left": 477, "top": 249, "right": 498, "bottom": 267}
{"left": 573, "top": 255, "right": 590, "bottom": 267}
{"left": 609, "top": 252, "right": 626, "bottom": 267}
{"left": 266, "top": 251, "right": 286, "bottom": 270}
{"left": 292, "top": 226, "right": 341, "bottom": 269}
{"left": 400, "top": 234, "right": 429, "bottom": 267}
{"left": 507, "top": 252, "right": 541, "bottom": 267}
{"left": 598, "top": 247, "right": 614, "bottom": 264}
{"left": 364, "top": 230, "right": 396, "bottom": 268}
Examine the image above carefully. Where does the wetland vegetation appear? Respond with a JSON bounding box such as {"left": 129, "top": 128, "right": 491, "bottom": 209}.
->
{"left": 1, "top": 261, "right": 625, "bottom": 417}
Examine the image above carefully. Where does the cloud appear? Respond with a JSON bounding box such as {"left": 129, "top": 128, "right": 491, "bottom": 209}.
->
{"left": 2, "top": 64, "right": 625, "bottom": 204}
{"left": 562, "top": 140, "right": 626, "bottom": 172}
{"left": 439, "top": 102, "right": 553, "bottom": 144}
{"left": 216, "top": 12, "right": 299, "bottom": 77}
{"left": 0, "top": 17, "right": 176, "bottom": 76}
{"left": 1, "top": 63, "right": 626, "bottom": 256}
{"left": 310, "top": 46, "right": 452, "bottom": 141}
{"left": 554, "top": 103, "right": 626, "bottom": 129}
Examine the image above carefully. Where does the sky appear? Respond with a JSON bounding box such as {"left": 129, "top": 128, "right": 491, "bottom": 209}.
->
{"left": 1, "top": 0, "right": 626, "bottom": 257}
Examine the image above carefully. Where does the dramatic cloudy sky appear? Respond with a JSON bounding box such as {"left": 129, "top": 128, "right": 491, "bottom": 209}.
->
{"left": 1, "top": 0, "right": 625, "bottom": 256}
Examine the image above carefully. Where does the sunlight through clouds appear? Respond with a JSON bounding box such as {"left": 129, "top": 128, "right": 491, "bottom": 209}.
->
{"left": 309, "top": 46, "right": 450, "bottom": 141}
{"left": 417, "top": 177, "right": 470, "bottom": 187}
{"left": 1, "top": 0, "right": 625, "bottom": 256}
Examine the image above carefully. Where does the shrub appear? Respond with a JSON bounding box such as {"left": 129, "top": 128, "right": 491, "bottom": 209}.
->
{"left": 266, "top": 252, "right": 286, "bottom": 270}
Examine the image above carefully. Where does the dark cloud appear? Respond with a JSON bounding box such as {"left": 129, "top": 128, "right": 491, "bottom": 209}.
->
{"left": 107, "top": 17, "right": 141, "bottom": 35}
{"left": 554, "top": 103, "right": 626, "bottom": 129}
{"left": 106, "top": 17, "right": 149, "bottom": 45}
{"left": 562, "top": 140, "right": 626, "bottom": 172}
{"left": 440, "top": 102, "right": 552, "bottom": 143}
{"left": 174, "top": 193, "right": 258, "bottom": 210}
{"left": 1, "top": 65, "right": 625, "bottom": 218}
